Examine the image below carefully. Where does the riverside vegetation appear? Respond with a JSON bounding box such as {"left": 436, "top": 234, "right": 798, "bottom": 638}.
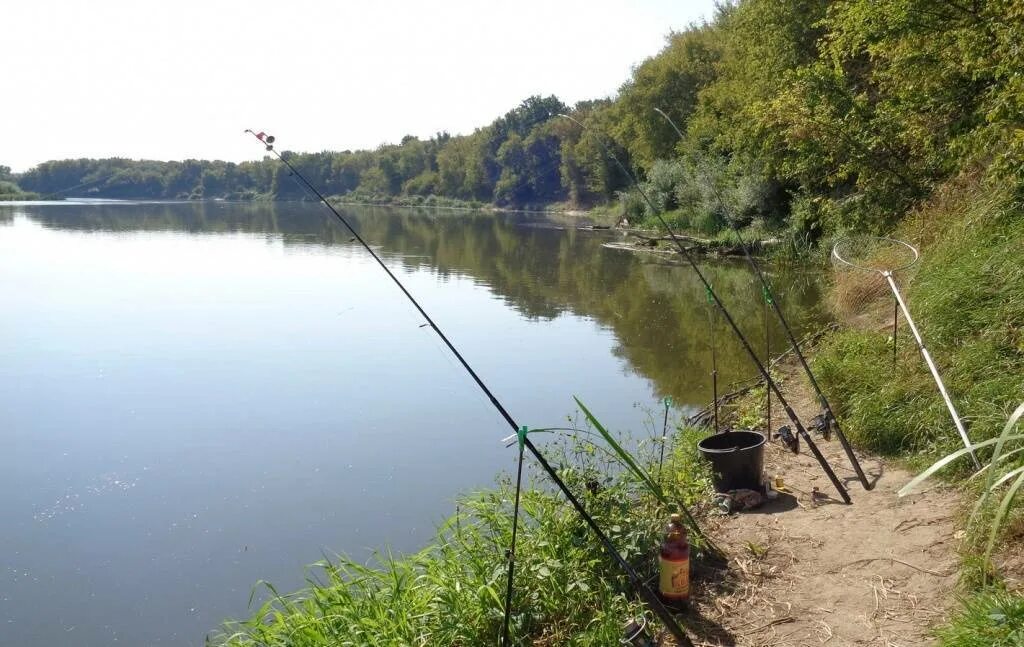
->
{"left": 813, "top": 179, "right": 1024, "bottom": 646}
{"left": 215, "top": 422, "right": 716, "bottom": 646}
{"left": 0, "top": 166, "right": 40, "bottom": 201}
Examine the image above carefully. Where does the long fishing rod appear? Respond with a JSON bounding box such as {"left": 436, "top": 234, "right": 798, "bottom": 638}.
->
{"left": 708, "top": 287, "right": 720, "bottom": 432}
{"left": 243, "top": 130, "right": 695, "bottom": 647}
{"left": 558, "top": 115, "right": 851, "bottom": 505}
{"left": 652, "top": 108, "right": 873, "bottom": 491}
{"left": 15, "top": 174, "right": 110, "bottom": 201}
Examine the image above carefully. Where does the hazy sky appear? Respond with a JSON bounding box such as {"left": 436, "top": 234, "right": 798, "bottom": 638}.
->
{"left": 3, "top": 0, "right": 718, "bottom": 172}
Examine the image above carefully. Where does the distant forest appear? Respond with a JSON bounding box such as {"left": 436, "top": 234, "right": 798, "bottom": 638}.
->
{"left": 13, "top": 0, "right": 1022, "bottom": 238}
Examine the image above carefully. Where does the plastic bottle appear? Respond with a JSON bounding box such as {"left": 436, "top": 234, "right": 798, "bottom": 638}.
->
{"left": 658, "top": 512, "right": 690, "bottom": 610}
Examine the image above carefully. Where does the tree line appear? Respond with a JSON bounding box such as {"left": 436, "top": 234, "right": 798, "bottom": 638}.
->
{"left": 13, "top": 0, "right": 1022, "bottom": 237}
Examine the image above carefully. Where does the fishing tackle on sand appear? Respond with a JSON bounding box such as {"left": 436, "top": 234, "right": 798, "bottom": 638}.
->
{"left": 244, "top": 130, "right": 698, "bottom": 647}
{"left": 652, "top": 107, "right": 874, "bottom": 492}
{"left": 558, "top": 114, "right": 852, "bottom": 505}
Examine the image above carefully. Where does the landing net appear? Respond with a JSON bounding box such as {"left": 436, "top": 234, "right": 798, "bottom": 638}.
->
{"left": 830, "top": 235, "right": 919, "bottom": 316}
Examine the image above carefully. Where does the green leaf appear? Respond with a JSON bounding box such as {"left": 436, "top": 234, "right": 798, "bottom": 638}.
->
{"left": 898, "top": 434, "right": 1024, "bottom": 497}
{"left": 972, "top": 402, "right": 1024, "bottom": 525}
{"left": 573, "top": 396, "right": 665, "bottom": 502}
{"left": 984, "top": 468, "right": 1024, "bottom": 565}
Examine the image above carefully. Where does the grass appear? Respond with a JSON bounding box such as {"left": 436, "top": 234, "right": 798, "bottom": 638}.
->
{"left": 813, "top": 184, "right": 1024, "bottom": 468}
{"left": 935, "top": 591, "right": 1024, "bottom": 646}
{"left": 212, "top": 422, "right": 714, "bottom": 646}
{"left": 808, "top": 177, "right": 1024, "bottom": 640}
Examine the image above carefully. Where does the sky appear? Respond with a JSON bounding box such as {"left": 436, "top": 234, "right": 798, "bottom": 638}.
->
{"left": 2, "top": 0, "right": 719, "bottom": 172}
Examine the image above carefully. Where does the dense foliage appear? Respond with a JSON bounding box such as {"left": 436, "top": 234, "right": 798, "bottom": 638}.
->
{"left": 0, "top": 166, "right": 40, "bottom": 200}
{"left": 13, "top": 0, "right": 1022, "bottom": 236}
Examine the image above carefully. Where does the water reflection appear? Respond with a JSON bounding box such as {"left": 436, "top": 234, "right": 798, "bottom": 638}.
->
{"left": 14, "top": 200, "right": 826, "bottom": 404}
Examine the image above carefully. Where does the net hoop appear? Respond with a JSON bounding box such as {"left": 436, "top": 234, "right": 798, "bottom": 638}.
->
{"left": 831, "top": 236, "right": 920, "bottom": 274}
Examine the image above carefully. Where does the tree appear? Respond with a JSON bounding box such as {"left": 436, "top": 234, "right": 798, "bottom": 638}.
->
{"left": 612, "top": 26, "right": 720, "bottom": 168}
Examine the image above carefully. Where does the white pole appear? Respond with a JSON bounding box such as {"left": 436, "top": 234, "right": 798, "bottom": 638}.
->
{"left": 883, "top": 271, "right": 981, "bottom": 469}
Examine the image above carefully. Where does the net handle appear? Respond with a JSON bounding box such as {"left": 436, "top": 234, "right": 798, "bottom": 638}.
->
{"left": 831, "top": 236, "right": 920, "bottom": 274}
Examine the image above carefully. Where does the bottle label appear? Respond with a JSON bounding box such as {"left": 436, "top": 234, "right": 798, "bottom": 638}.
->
{"left": 659, "top": 556, "right": 689, "bottom": 598}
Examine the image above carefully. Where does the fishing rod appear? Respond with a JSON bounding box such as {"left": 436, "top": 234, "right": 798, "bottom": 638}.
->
{"left": 243, "top": 130, "right": 696, "bottom": 647}
{"left": 22, "top": 172, "right": 125, "bottom": 201}
{"left": 558, "top": 115, "right": 851, "bottom": 505}
{"left": 707, "top": 287, "right": 720, "bottom": 432}
{"left": 652, "top": 108, "right": 873, "bottom": 491}
{"left": 763, "top": 286, "right": 771, "bottom": 432}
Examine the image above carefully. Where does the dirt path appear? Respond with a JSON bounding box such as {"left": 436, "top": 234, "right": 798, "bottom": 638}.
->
{"left": 689, "top": 364, "right": 963, "bottom": 647}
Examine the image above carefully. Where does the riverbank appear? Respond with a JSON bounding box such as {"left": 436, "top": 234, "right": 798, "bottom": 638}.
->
{"left": 812, "top": 176, "right": 1024, "bottom": 643}
{"left": 777, "top": 174, "right": 1023, "bottom": 643}
{"left": 212, "top": 174, "right": 1024, "bottom": 645}
{"left": 214, "top": 421, "right": 719, "bottom": 645}
{"left": 677, "top": 171, "right": 1024, "bottom": 641}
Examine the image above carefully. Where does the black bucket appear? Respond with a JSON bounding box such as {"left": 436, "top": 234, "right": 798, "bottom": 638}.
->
{"left": 697, "top": 430, "right": 766, "bottom": 492}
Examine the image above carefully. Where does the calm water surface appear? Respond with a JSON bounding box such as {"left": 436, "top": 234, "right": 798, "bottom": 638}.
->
{"left": 0, "top": 201, "right": 827, "bottom": 645}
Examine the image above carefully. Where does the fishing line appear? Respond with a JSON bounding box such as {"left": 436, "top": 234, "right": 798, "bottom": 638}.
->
{"left": 558, "top": 115, "right": 852, "bottom": 504}
{"left": 243, "top": 130, "right": 696, "bottom": 647}
{"left": 653, "top": 108, "right": 872, "bottom": 492}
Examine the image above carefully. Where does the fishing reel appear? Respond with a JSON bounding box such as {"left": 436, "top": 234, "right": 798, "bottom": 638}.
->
{"left": 774, "top": 425, "right": 799, "bottom": 453}
{"left": 810, "top": 412, "right": 833, "bottom": 441}
{"left": 245, "top": 129, "right": 276, "bottom": 151}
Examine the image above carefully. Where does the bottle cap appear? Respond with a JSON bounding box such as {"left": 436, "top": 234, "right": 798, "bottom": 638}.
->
{"left": 670, "top": 513, "right": 681, "bottom": 522}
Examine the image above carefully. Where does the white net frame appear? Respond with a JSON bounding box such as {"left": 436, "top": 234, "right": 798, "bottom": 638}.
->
{"left": 831, "top": 235, "right": 920, "bottom": 275}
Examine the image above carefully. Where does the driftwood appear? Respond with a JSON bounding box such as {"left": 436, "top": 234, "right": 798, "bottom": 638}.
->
{"left": 616, "top": 232, "right": 781, "bottom": 257}
{"left": 633, "top": 233, "right": 711, "bottom": 244}
{"left": 685, "top": 323, "right": 839, "bottom": 428}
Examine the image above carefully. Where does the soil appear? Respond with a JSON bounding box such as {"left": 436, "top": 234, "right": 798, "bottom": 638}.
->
{"left": 682, "top": 362, "right": 964, "bottom": 647}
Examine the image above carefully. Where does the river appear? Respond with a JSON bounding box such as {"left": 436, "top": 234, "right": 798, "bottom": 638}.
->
{"left": 0, "top": 200, "right": 827, "bottom": 645}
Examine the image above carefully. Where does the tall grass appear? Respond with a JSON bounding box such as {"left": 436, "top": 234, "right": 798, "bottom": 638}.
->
{"left": 212, "top": 423, "right": 713, "bottom": 646}
{"left": 814, "top": 186, "right": 1024, "bottom": 466}
{"left": 901, "top": 404, "right": 1024, "bottom": 571}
